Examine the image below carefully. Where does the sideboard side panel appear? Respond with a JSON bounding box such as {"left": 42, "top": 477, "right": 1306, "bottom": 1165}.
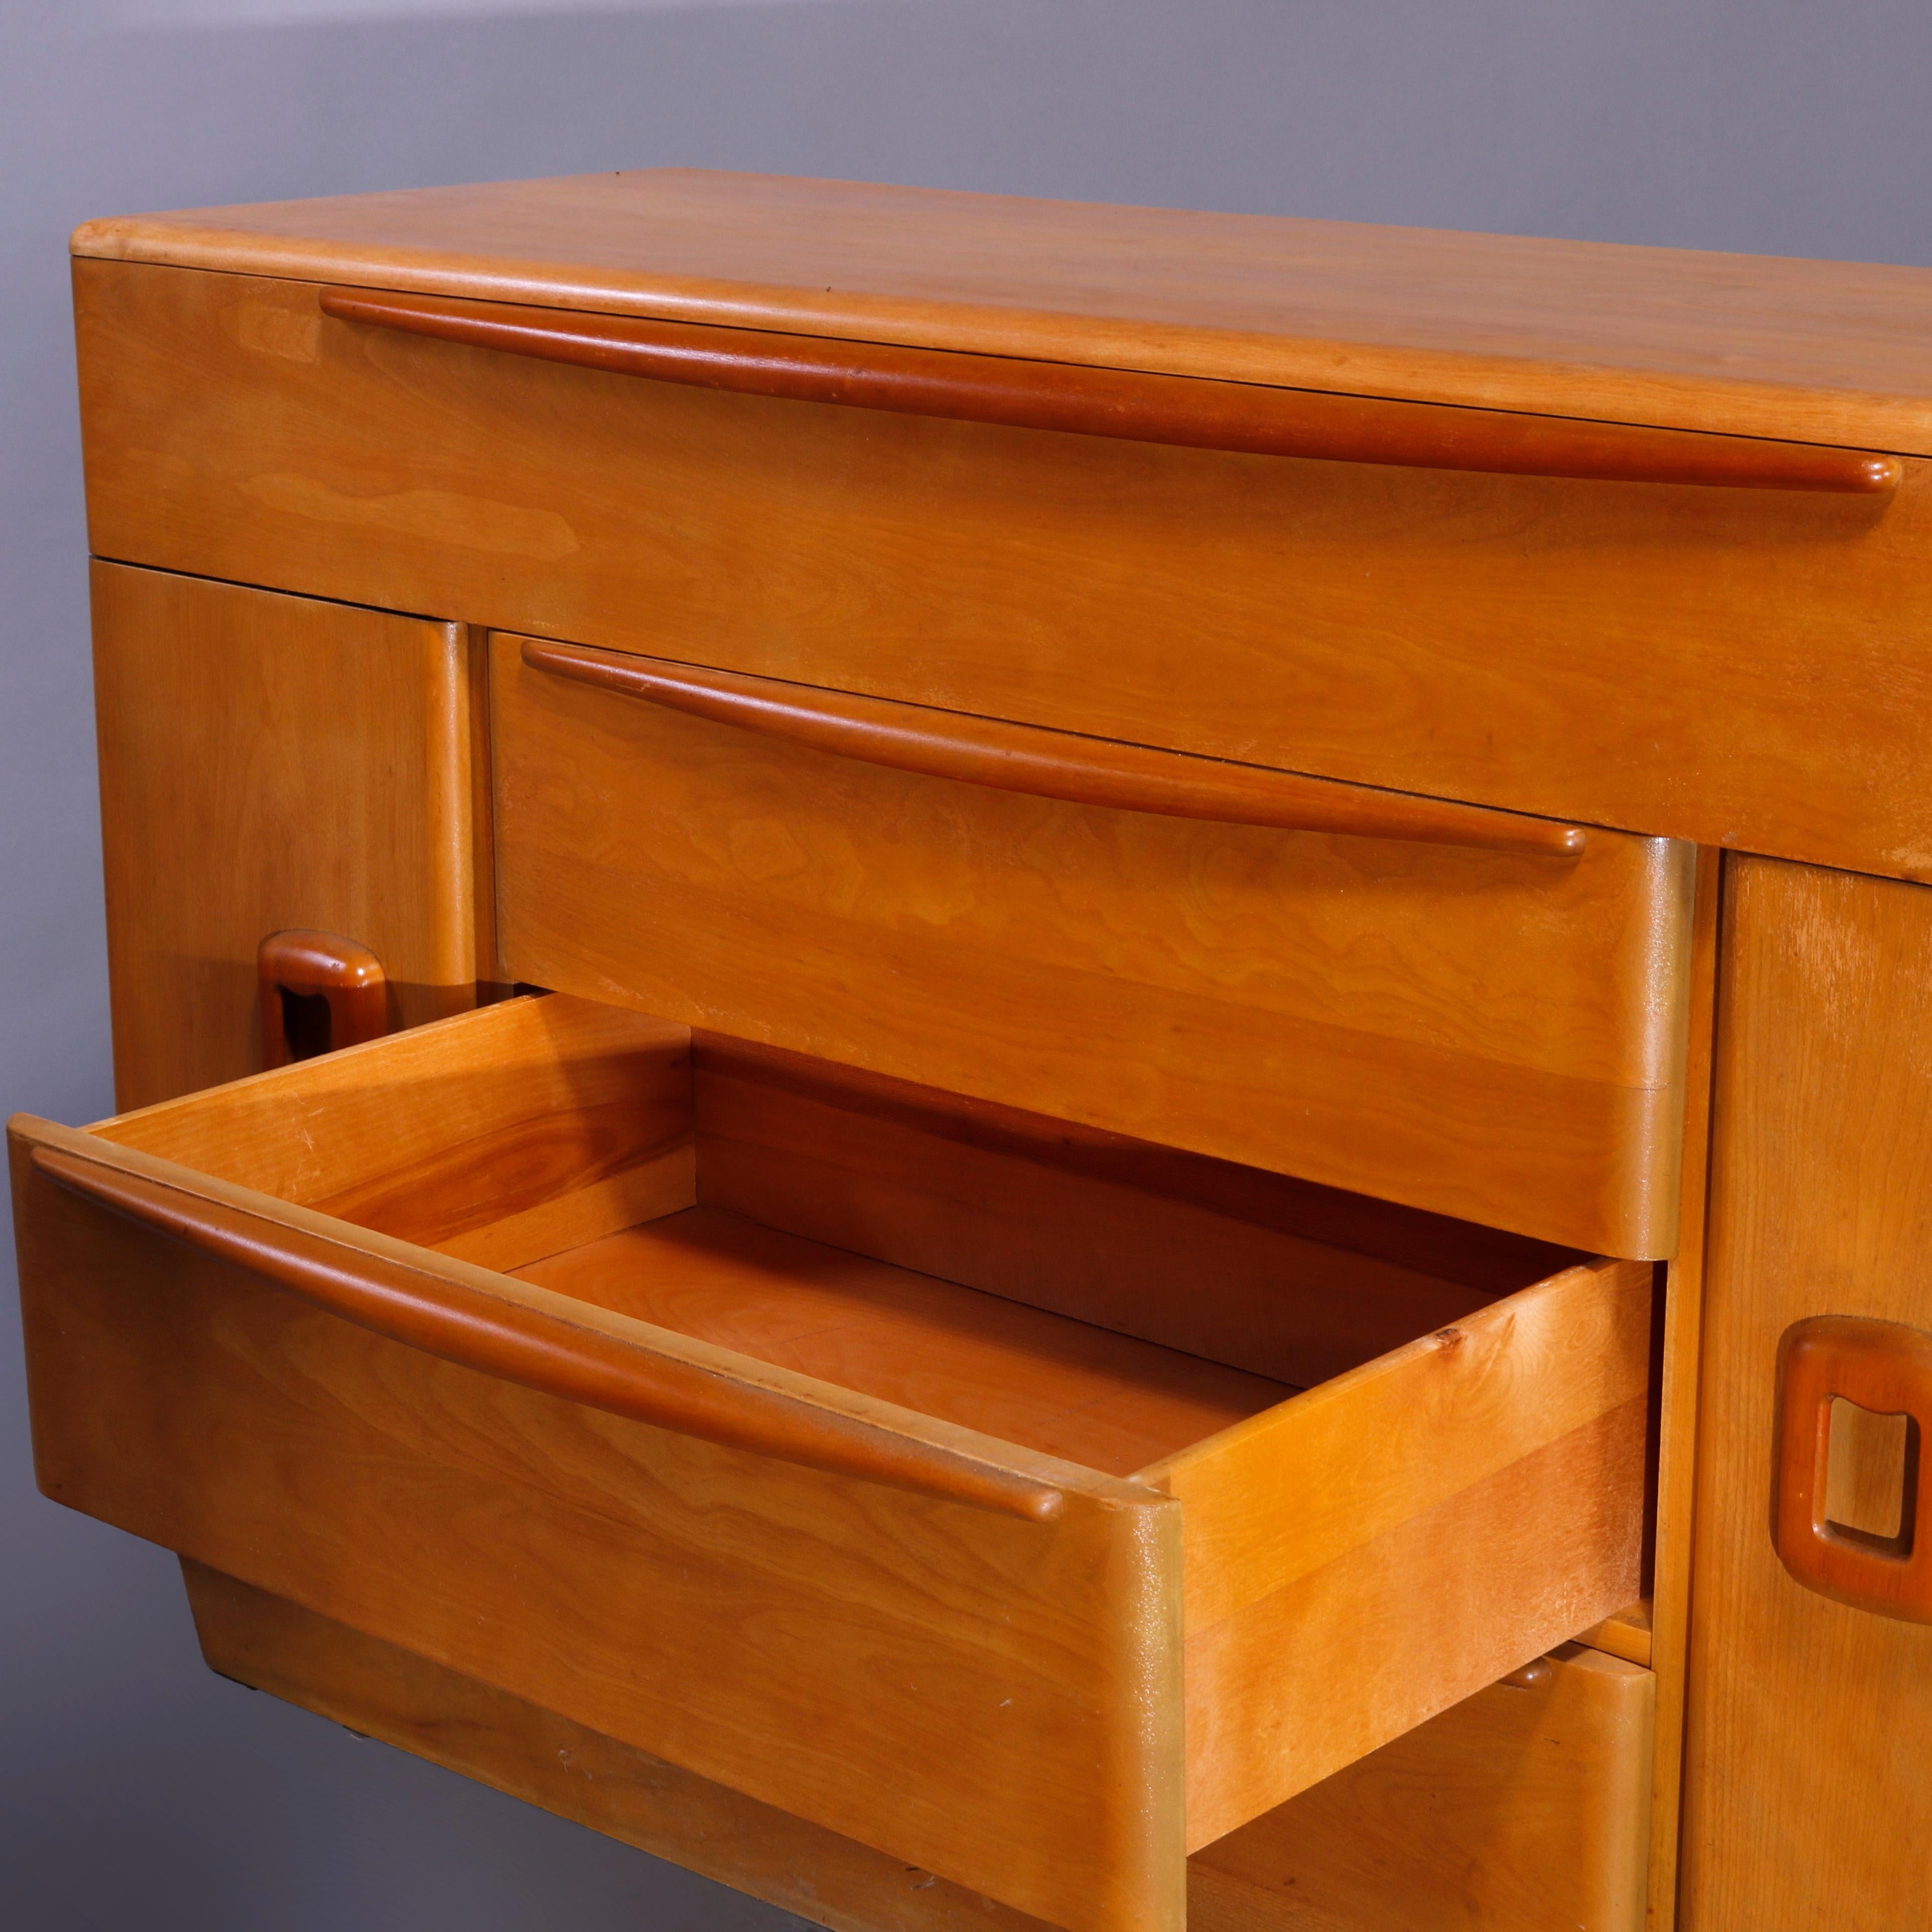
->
{"left": 1682, "top": 856, "right": 1932, "bottom": 1926}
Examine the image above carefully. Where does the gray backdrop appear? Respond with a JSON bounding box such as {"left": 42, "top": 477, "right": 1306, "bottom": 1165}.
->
{"left": 4, "top": 4, "right": 1929, "bottom": 1926}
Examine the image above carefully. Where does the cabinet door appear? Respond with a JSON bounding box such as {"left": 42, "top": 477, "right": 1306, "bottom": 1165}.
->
{"left": 92, "top": 562, "right": 485, "bottom": 1108}
{"left": 1683, "top": 856, "right": 1932, "bottom": 1925}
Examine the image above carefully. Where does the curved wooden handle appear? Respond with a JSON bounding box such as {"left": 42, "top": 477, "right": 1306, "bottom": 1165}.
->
{"left": 520, "top": 637, "right": 1586, "bottom": 858}
{"left": 32, "top": 1142, "right": 1062, "bottom": 1525}
{"left": 321, "top": 285, "right": 1900, "bottom": 495}
{"left": 258, "top": 930, "right": 388, "bottom": 1069}
{"left": 1774, "top": 1314, "right": 1932, "bottom": 1622}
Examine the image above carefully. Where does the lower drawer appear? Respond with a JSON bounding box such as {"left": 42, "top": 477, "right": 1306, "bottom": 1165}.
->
{"left": 1198, "top": 1641, "right": 1653, "bottom": 1931}
{"left": 10, "top": 995, "right": 1651, "bottom": 1932}
{"left": 185, "top": 1562, "right": 1654, "bottom": 1932}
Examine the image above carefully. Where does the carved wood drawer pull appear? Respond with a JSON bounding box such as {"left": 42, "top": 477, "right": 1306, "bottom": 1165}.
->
{"left": 321, "top": 285, "right": 1900, "bottom": 495}
{"left": 519, "top": 637, "right": 1589, "bottom": 859}
{"left": 257, "top": 929, "right": 388, "bottom": 1069}
{"left": 30, "top": 1142, "right": 1065, "bottom": 1525}
{"left": 1774, "top": 1313, "right": 1932, "bottom": 1622}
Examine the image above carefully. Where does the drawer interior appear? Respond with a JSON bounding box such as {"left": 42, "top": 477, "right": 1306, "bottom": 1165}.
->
{"left": 30, "top": 991, "right": 1649, "bottom": 1901}
{"left": 91, "top": 992, "right": 1587, "bottom": 1480}
{"left": 514, "top": 1207, "right": 1293, "bottom": 1478}
{"left": 512, "top": 1033, "right": 1585, "bottom": 1480}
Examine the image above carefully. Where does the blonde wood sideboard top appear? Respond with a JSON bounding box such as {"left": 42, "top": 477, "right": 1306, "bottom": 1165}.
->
{"left": 71, "top": 166, "right": 1932, "bottom": 454}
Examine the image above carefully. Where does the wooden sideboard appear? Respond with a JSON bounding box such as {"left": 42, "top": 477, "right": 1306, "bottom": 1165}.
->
{"left": 12, "top": 168, "right": 1932, "bottom": 1930}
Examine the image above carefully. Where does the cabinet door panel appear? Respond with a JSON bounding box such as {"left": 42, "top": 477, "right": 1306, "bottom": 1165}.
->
{"left": 92, "top": 562, "right": 481, "bottom": 1107}
{"left": 1683, "top": 856, "right": 1932, "bottom": 1927}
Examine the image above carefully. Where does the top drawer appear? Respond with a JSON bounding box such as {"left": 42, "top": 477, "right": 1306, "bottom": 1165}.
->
{"left": 491, "top": 634, "right": 1692, "bottom": 1257}
{"left": 74, "top": 261, "right": 1932, "bottom": 880}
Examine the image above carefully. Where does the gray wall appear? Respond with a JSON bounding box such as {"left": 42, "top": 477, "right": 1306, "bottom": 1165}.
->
{"left": 4, "top": 4, "right": 1929, "bottom": 1926}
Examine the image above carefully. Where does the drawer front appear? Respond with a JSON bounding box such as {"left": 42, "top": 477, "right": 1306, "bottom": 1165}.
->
{"left": 8, "top": 1025, "right": 1184, "bottom": 1932}
{"left": 76, "top": 260, "right": 1932, "bottom": 882}
{"left": 1195, "top": 1643, "right": 1653, "bottom": 1932}
{"left": 188, "top": 1566, "right": 1651, "bottom": 1932}
{"left": 490, "top": 635, "right": 1692, "bottom": 1255}
{"left": 10, "top": 998, "right": 1650, "bottom": 1928}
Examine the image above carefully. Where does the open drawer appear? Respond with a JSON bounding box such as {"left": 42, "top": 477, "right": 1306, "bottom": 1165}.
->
{"left": 9, "top": 996, "right": 1651, "bottom": 1932}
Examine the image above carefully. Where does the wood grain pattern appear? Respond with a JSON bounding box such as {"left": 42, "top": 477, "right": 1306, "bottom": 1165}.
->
{"left": 690, "top": 1034, "right": 1574, "bottom": 1388}
{"left": 92, "top": 994, "right": 697, "bottom": 1272}
{"left": 69, "top": 168, "right": 1932, "bottom": 451}
{"left": 492, "top": 632, "right": 1692, "bottom": 1255}
{"left": 256, "top": 929, "right": 389, "bottom": 1069}
{"left": 462, "top": 623, "right": 509, "bottom": 993}
{"left": 515, "top": 1206, "right": 1290, "bottom": 1481}
{"left": 1772, "top": 1314, "right": 1932, "bottom": 1622}
{"left": 1578, "top": 1600, "right": 1655, "bottom": 1669}
{"left": 180, "top": 1560, "right": 1059, "bottom": 1932}
{"left": 1825, "top": 1395, "right": 1913, "bottom": 1542}
{"left": 1682, "top": 858, "right": 1932, "bottom": 1929}
{"left": 9, "top": 1101, "right": 1184, "bottom": 1932}
{"left": 519, "top": 638, "right": 1591, "bottom": 856}
{"left": 73, "top": 261, "right": 1932, "bottom": 886}
{"left": 1196, "top": 1642, "right": 1653, "bottom": 1932}
{"left": 1143, "top": 1259, "right": 1646, "bottom": 1623}
{"left": 1143, "top": 1256, "right": 1653, "bottom": 1846}
{"left": 90, "top": 561, "right": 479, "bottom": 1110}
{"left": 13, "top": 992, "right": 1656, "bottom": 1923}
{"left": 66, "top": 168, "right": 1932, "bottom": 1929}
{"left": 322, "top": 287, "right": 1897, "bottom": 494}
{"left": 1639, "top": 844, "right": 1720, "bottom": 1932}
{"left": 28, "top": 1141, "right": 1062, "bottom": 1523}
{"left": 184, "top": 1562, "right": 1653, "bottom": 1932}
